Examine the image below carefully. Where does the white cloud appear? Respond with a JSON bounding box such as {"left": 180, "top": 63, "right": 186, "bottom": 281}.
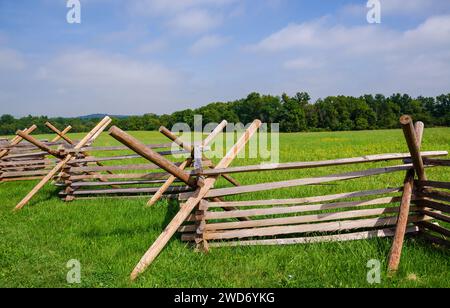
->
{"left": 248, "top": 14, "right": 450, "bottom": 99}
{"left": 0, "top": 50, "right": 189, "bottom": 117}
{"left": 167, "top": 9, "right": 222, "bottom": 34}
{"left": 189, "top": 34, "right": 229, "bottom": 54}
{"left": 129, "top": 0, "right": 241, "bottom": 35}
{"left": 250, "top": 14, "right": 450, "bottom": 55}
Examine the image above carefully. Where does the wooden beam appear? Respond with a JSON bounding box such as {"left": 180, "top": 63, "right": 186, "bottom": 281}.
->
{"left": 203, "top": 197, "right": 403, "bottom": 221}
{"left": 190, "top": 151, "right": 447, "bottom": 176}
{"left": 0, "top": 125, "right": 37, "bottom": 159}
{"left": 417, "top": 221, "right": 450, "bottom": 238}
{"left": 179, "top": 206, "right": 421, "bottom": 233}
{"left": 147, "top": 121, "right": 228, "bottom": 207}
{"left": 400, "top": 116, "right": 427, "bottom": 181}
{"left": 129, "top": 119, "right": 262, "bottom": 281}
{"left": 414, "top": 199, "right": 450, "bottom": 214}
{"left": 46, "top": 122, "right": 73, "bottom": 144}
{"left": 109, "top": 126, "right": 196, "bottom": 187}
{"left": 13, "top": 117, "right": 111, "bottom": 211}
{"left": 179, "top": 164, "right": 415, "bottom": 200}
{"left": 423, "top": 158, "right": 450, "bottom": 167}
{"left": 15, "top": 130, "right": 62, "bottom": 158}
{"left": 417, "top": 189, "right": 450, "bottom": 203}
{"left": 156, "top": 122, "right": 241, "bottom": 197}
{"left": 415, "top": 180, "right": 450, "bottom": 190}
{"left": 206, "top": 188, "right": 402, "bottom": 208}
{"left": 388, "top": 169, "right": 415, "bottom": 272}
{"left": 419, "top": 209, "right": 450, "bottom": 223}
{"left": 388, "top": 120, "right": 425, "bottom": 273}
{"left": 51, "top": 125, "right": 72, "bottom": 143}
{"left": 206, "top": 226, "right": 420, "bottom": 248}
{"left": 201, "top": 215, "right": 428, "bottom": 241}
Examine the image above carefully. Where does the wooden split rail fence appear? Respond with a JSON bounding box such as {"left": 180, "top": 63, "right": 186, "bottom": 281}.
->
{"left": 105, "top": 116, "right": 448, "bottom": 280}
{"left": 6, "top": 115, "right": 449, "bottom": 280}
{"left": 0, "top": 123, "right": 72, "bottom": 183}
{"left": 56, "top": 120, "right": 237, "bottom": 201}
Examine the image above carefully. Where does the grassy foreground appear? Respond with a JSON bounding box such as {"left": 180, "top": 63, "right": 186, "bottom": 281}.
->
{"left": 0, "top": 128, "right": 449, "bottom": 288}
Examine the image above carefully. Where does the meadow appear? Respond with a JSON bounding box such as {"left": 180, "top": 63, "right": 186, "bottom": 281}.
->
{"left": 0, "top": 128, "right": 449, "bottom": 288}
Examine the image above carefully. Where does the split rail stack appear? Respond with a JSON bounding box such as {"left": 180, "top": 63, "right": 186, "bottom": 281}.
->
{"left": 415, "top": 155, "right": 450, "bottom": 247}
{"left": 106, "top": 117, "right": 448, "bottom": 280}
{"left": 57, "top": 121, "right": 236, "bottom": 201}
{"left": 57, "top": 142, "right": 194, "bottom": 201}
{"left": 178, "top": 153, "right": 447, "bottom": 251}
{"left": 0, "top": 124, "right": 72, "bottom": 183}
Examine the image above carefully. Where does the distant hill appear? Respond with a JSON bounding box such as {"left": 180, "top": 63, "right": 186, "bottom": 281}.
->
{"left": 78, "top": 114, "right": 131, "bottom": 119}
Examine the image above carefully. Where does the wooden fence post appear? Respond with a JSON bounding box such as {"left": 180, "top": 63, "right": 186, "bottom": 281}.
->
{"left": 109, "top": 126, "right": 197, "bottom": 187}
{"left": 45, "top": 122, "right": 73, "bottom": 145}
{"left": 0, "top": 125, "right": 38, "bottom": 159}
{"left": 400, "top": 115, "right": 427, "bottom": 181}
{"left": 147, "top": 121, "right": 227, "bottom": 207}
{"left": 130, "top": 119, "right": 262, "bottom": 281}
{"left": 51, "top": 125, "right": 72, "bottom": 143}
{"left": 13, "top": 117, "right": 111, "bottom": 211}
{"left": 388, "top": 118, "right": 425, "bottom": 273}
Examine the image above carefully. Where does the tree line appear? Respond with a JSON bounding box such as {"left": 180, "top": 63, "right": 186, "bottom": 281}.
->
{"left": 1, "top": 92, "right": 449, "bottom": 135}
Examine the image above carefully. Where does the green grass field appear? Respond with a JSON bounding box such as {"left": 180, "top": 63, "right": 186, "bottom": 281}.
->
{"left": 1, "top": 128, "right": 449, "bottom": 288}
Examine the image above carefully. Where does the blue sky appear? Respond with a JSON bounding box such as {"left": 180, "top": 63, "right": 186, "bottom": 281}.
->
{"left": 1, "top": 0, "right": 450, "bottom": 117}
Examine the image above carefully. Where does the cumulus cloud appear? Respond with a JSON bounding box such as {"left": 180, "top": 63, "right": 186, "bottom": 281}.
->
{"left": 167, "top": 9, "right": 223, "bottom": 34}
{"left": 0, "top": 50, "right": 189, "bottom": 116}
{"left": 130, "top": 0, "right": 240, "bottom": 35}
{"left": 247, "top": 14, "right": 450, "bottom": 99}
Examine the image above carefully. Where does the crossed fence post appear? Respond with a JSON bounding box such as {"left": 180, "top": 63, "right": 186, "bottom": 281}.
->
{"left": 146, "top": 121, "right": 228, "bottom": 207}
{"left": 109, "top": 119, "right": 262, "bottom": 280}
{"left": 388, "top": 116, "right": 426, "bottom": 273}
{"left": 0, "top": 125, "right": 38, "bottom": 160}
{"left": 13, "top": 117, "right": 112, "bottom": 211}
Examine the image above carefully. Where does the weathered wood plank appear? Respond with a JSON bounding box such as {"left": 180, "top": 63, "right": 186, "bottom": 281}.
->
{"left": 420, "top": 209, "right": 450, "bottom": 223}
{"left": 109, "top": 126, "right": 196, "bottom": 186}
{"left": 400, "top": 115, "right": 427, "bottom": 181}
{"left": 203, "top": 197, "right": 403, "bottom": 220}
{"left": 414, "top": 199, "right": 450, "bottom": 214}
{"left": 203, "top": 226, "right": 420, "bottom": 247}
{"left": 68, "top": 179, "right": 177, "bottom": 188}
{"left": 417, "top": 221, "right": 450, "bottom": 237}
{"left": 203, "top": 215, "right": 428, "bottom": 241}
{"left": 13, "top": 117, "right": 112, "bottom": 211}
{"left": 415, "top": 180, "right": 450, "bottom": 190}
{"left": 60, "top": 186, "right": 193, "bottom": 196}
{"left": 388, "top": 169, "right": 415, "bottom": 273}
{"left": 423, "top": 158, "right": 450, "bottom": 167}
{"left": 191, "top": 151, "right": 447, "bottom": 176}
{"left": 417, "top": 189, "right": 450, "bottom": 203}
{"left": 180, "top": 164, "right": 415, "bottom": 200}
{"left": 129, "top": 120, "right": 262, "bottom": 280}
{"left": 179, "top": 206, "right": 421, "bottom": 233}
{"left": 207, "top": 188, "right": 402, "bottom": 208}
{"left": 66, "top": 172, "right": 171, "bottom": 181}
